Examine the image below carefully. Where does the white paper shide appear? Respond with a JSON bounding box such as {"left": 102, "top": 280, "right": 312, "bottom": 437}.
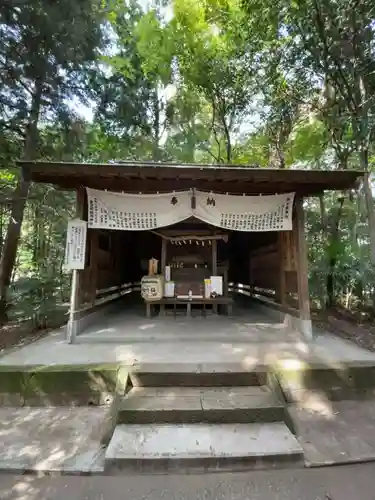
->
{"left": 64, "top": 219, "right": 87, "bottom": 270}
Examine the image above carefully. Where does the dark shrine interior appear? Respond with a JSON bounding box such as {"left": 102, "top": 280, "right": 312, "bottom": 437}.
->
{"left": 93, "top": 217, "right": 278, "bottom": 292}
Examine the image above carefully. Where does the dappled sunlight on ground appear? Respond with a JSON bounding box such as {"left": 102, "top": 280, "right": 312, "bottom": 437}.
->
{"left": 2, "top": 305, "right": 375, "bottom": 369}
{"left": 76, "top": 306, "right": 293, "bottom": 344}
{"left": 241, "top": 356, "right": 260, "bottom": 370}
{"left": 295, "top": 341, "right": 310, "bottom": 354}
{"left": 92, "top": 328, "right": 118, "bottom": 335}
{"left": 0, "top": 407, "right": 107, "bottom": 476}
{"left": 278, "top": 358, "right": 306, "bottom": 371}
{"left": 297, "top": 392, "right": 335, "bottom": 419}
{"left": 6, "top": 475, "right": 39, "bottom": 500}
{"left": 228, "top": 346, "right": 245, "bottom": 354}
{"left": 138, "top": 323, "right": 157, "bottom": 331}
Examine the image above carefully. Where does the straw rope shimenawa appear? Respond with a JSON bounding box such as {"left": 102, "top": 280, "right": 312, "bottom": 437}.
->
{"left": 151, "top": 231, "right": 229, "bottom": 243}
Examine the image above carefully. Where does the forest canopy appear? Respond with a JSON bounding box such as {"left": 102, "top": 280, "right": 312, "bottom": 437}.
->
{"left": 1, "top": 0, "right": 375, "bottom": 326}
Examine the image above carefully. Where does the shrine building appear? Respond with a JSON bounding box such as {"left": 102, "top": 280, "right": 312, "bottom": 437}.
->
{"left": 17, "top": 160, "right": 363, "bottom": 343}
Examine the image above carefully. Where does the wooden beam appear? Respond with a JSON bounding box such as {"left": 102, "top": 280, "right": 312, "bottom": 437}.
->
{"left": 295, "top": 196, "right": 312, "bottom": 340}
{"left": 29, "top": 175, "right": 330, "bottom": 196}
{"left": 19, "top": 160, "right": 362, "bottom": 186}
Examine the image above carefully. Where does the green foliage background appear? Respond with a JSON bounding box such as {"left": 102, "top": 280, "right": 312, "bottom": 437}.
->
{"left": 1, "top": 0, "right": 375, "bottom": 325}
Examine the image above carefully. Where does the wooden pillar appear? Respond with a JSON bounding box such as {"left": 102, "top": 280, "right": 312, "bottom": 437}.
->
{"left": 161, "top": 238, "right": 167, "bottom": 278}
{"left": 277, "top": 233, "right": 286, "bottom": 306}
{"left": 67, "top": 187, "right": 86, "bottom": 344}
{"left": 249, "top": 254, "right": 254, "bottom": 296}
{"left": 212, "top": 239, "right": 218, "bottom": 314}
{"left": 75, "top": 187, "right": 86, "bottom": 307}
{"left": 114, "top": 232, "right": 123, "bottom": 289}
{"left": 212, "top": 239, "right": 217, "bottom": 275}
{"left": 89, "top": 230, "right": 99, "bottom": 305}
{"left": 295, "top": 196, "right": 312, "bottom": 340}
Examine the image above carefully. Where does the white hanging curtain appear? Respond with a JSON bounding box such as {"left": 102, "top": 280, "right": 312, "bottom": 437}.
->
{"left": 194, "top": 190, "right": 295, "bottom": 232}
{"left": 86, "top": 187, "right": 295, "bottom": 232}
{"left": 86, "top": 188, "right": 191, "bottom": 230}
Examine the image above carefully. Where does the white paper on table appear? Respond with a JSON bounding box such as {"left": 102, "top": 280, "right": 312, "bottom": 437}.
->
{"left": 210, "top": 276, "right": 223, "bottom": 296}
{"left": 165, "top": 265, "right": 171, "bottom": 281}
{"left": 164, "top": 281, "right": 175, "bottom": 297}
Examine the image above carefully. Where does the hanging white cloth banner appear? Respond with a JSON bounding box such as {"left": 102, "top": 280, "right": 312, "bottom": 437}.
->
{"left": 64, "top": 219, "right": 87, "bottom": 270}
{"left": 194, "top": 191, "right": 295, "bottom": 232}
{"left": 86, "top": 187, "right": 295, "bottom": 232}
{"left": 87, "top": 188, "right": 191, "bottom": 230}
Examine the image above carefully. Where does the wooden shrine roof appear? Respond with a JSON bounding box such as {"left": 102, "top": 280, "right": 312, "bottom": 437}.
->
{"left": 17, "top": 160, "right": 364, "bottom": 195}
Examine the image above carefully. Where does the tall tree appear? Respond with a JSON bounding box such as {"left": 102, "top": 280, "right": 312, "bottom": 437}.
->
{"left": 170, "top": 0, "right": 259, "bottom": 163}
{"left": 0, "top": 0, "right": 104, "bottom": 323}
{"left": 243, "top": 0, "right": 375, "bottom": 302}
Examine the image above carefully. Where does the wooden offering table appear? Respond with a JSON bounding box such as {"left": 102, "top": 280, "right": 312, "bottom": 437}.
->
{"left": 145, "top": 297, "right": 233, "bottom": 318}
{"left": 143, "top": 227, "right": 232, "bottom": 319}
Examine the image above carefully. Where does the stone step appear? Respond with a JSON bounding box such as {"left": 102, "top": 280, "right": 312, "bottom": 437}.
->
{"left": 275, "top": 363, "right": 375, "bottom": 403}
{"left": 104, "top": 422, "right": 304, "bottom": 473}
{"left": 118, "top": 386, "right": 285, "bottom": 424}
{"left": 129, "top": 366, "right": 266, "bottom": 387}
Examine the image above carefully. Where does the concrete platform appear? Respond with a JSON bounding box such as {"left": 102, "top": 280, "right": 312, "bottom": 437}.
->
{"left": 0, "top": 407, "right": 112, "bottom": 474}
{"left": 288, "top": 399, "right": 375, "bottom": 467}
{"left": 0, "top": 312, "right": 374, "bottom": 371}
{"left": 119, "top": 386, "right": 285, "bottom": 424}
{"left": 77, "top": 309, "right": 296, "bottom": 343}
{"left": 105, "top": 422, "right": 304, "bottom": 472}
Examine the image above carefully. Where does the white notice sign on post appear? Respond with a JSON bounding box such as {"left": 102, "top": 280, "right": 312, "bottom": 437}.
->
{"left": 64, "top": 219, "right": 87, "bottom": 270}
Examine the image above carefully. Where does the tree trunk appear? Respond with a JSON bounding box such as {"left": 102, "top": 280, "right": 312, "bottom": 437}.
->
{"left": 318, "top": 193, "right": 327, "bottom": 233}
{"left": 152, "top": 89, "right": 161, "bottom": 161}
{"left": 222, "top": 117, "right": 232, "bottom": 163}
{"left": 0, "top": 205, "right": 3, "bottom": 255}
{"left": 0, "top": 81, "right": 42, "bottom": 324}
{"left": 326, "top": 257, "right": 336, "bottom": 309}
{"left": 275, "top": 136, "right": 286, "bottom": 169}
{"left": 318, "top": 193, "right": 328, "bottom": 305}
{"left": 325, "top": 197, "right": 345, "bottom": 309}
{"left": 361, "top": 153, "right": 375, "bottom": 309}
{"left": 362, "top": 170, "right": 375, "bottom": 264}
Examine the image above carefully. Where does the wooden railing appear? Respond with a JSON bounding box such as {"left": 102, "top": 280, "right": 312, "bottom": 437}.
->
{"left": 75, "top": 281, "right": 140, "bottom": 315}
{"left": 94, "top": 282, "right": 135, "bottom": 305}
{"left": 229, "top": 282, "right": 276, "bottom": 301}
{"left": 229, "top": 282, "right": 252, "bottom": 297}
{"left": 229, "top": 281, "right": 301, "bottom": 321}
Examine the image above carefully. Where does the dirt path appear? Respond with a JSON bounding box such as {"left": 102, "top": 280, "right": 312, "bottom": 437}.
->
{"left": 1, "top": 462, "right": 375, "bottom": 500}
{"left": 0, "top": 322, "right": 50, "bottom": 356}
{"left": 314, "top": 307, "right": 375, "bottom": 352}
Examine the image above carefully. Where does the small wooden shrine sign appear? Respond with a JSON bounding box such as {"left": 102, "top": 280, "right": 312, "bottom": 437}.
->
{"left": 64, "top": 219, "right": 87, "bottom": 270}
